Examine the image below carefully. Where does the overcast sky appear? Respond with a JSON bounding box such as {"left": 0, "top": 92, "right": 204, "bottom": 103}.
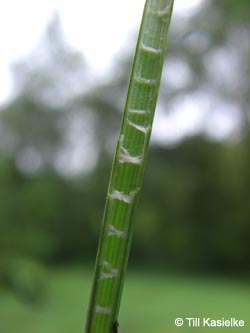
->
{"left": 0, "top": 0, "right": 204, "bottom": 105}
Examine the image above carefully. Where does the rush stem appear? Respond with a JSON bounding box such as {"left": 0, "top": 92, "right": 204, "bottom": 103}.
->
{"left": 85, "top": 1, "right": 174, "bottom": 332}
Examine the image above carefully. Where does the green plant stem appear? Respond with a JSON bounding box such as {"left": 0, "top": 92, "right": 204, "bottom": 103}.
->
{"left": 85, "top": 1, "right": 174, "bottom": 332}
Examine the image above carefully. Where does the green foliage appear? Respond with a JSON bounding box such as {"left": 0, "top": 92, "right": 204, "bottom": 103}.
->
{"left": 213, "top": 0, "right": 250, "bottom": 21}
{"left": 1, "top": 138, "right": 250, "bottom": 276}
{"left": 0, "top": 158, "right": 102, "bottom": 262}
{"left": 136, "top": 137, "right": 250, "bottom": 272}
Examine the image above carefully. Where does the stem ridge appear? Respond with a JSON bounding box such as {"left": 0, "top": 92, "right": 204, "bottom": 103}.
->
{"left": 85, "top": 1, "right": 174, "bottom": 332}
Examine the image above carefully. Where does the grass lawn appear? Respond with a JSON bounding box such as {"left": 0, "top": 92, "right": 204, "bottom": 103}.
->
{"left": 0, "top": 266, "right": 249, "bottom": 333}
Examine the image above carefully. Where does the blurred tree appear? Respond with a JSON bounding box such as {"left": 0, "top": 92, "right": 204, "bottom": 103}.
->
{"left": 134, "top": 137, "right": 250, "bottom": 273}
{"left": 11, "top": 14, "right": 87, "bottom": 106}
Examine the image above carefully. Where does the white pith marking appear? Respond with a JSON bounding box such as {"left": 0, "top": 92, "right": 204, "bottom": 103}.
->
{"left": 128, "top": 109, "right": 148, "bottom": 115}
{"left": 100, "top": 259, "right": 119, "bottom": 279}
{"left": 141, "top": 42, "right": 162, "bottom": 55}
{"left": 107, "top": 224, "right": 125, "bottom": 239}
{"left": 134, "top": 76, "right": 156, "bottom": 86}
{"left": 109, "top": 190, "right": 132, "bottom": 204}
{"left": 127, "top": 119, "right": 150, "bottom": 135}
{"left": 95, "top": 305, "right": 111, "bottom": 315}
{"left": 157, "top": 3, "right": 171, "bottom": 18}
{"left": 119, "top": 147, "right": 142, "bottom": 165}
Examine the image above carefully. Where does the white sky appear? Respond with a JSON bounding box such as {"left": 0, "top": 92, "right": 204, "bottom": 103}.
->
{"left": 0, "top": 0, "right": 204, "bottom": 105}
{"left": 1, "top": 0, "right": 240, "bottom": 174}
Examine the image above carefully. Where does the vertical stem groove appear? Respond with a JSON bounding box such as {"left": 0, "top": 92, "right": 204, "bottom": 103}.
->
{"left": 85, "top": 1, "right": 174, "bottom": 332}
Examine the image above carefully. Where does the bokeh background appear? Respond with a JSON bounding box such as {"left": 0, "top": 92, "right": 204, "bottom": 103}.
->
{"left": 1, "top": 0, "right": 250, "bottom": 332}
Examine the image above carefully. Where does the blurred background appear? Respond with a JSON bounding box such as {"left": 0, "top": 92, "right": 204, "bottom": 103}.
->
{"left": 1, "top": 0, "right": 250, "bottom": 332}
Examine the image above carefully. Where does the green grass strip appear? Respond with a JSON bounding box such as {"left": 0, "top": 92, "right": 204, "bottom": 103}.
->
{"left": 85, "top": 1, "right": 174, "bottom": 332}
